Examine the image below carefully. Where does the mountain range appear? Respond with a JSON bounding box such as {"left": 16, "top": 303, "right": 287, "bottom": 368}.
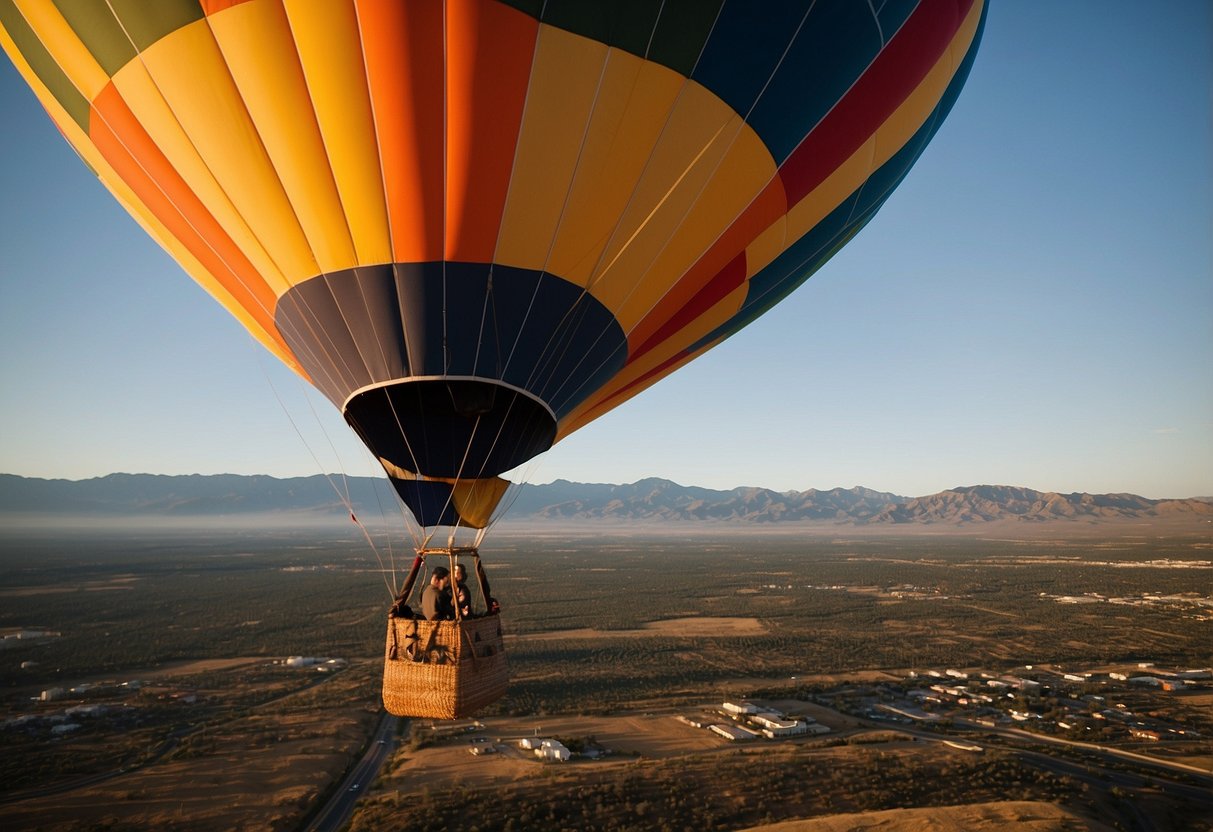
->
{"left": 1, "top": 473, "right": 1209, "bottom": 527}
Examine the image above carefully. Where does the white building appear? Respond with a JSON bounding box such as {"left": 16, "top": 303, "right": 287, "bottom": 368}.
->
{"left": 535, "top": 740, "right": 570, "bottom": 761}
{"left": 751, "top": 714, "right": 808, "bottom": 737}
{"left": 710, "top": 723, "right": 760, "bottom": 741}
{"left": 722, "top": 701, "right": 758, "bottom": 715}
{"left": 757, "top": 720, "right": 809, "bottom": 739}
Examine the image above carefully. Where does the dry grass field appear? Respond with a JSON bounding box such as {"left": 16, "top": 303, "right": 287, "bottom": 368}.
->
{"left": 512, "top": 615, "right": 769, "bottom": 642}
{"left": 740, "top": 801, "right": 1116, "bottom": 831}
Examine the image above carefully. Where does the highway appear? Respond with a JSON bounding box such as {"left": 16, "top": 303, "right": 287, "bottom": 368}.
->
{"left": 301, "top": 712, "right": 400, "bottom": 832}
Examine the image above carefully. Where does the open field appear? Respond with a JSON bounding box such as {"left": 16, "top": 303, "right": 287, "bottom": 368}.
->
{"left": 512, "top": 615, "right": 769, "bottom": 642}
{"left": 741, "top": 801, "right": 1117, "bottom": 831}
{"left": 1, "top": 523, "right": 1210, "bottom": 830}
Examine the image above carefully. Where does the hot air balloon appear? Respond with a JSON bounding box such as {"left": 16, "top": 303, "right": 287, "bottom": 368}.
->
{"left": 2, "top": 0, "right": 986, "bottom": 717}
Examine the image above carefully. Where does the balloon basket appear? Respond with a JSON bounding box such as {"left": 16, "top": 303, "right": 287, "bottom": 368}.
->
{"left": 382, "top": 614, "right": 508, "bottom": 719}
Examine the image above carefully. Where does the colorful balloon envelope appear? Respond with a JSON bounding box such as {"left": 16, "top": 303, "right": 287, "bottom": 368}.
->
{"left": 2, "top": 0, "right": 986, "bottom": 528}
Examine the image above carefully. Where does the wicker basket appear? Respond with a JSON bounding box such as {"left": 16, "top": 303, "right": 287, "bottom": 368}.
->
{"left": 382, "top": 614, "right": 509, "bottom": 719}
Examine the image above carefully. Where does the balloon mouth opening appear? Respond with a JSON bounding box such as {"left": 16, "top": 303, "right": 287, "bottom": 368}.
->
{"left": 343, "top": 377, "right": 556, "bottom": 479}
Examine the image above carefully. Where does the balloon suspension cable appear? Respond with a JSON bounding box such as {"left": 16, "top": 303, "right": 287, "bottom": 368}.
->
{"left": 485, "top": 455, "right": 545, "bottom": 536}
{"left": 448, "top": 550, "right": 460, "bottom": 622}
{"left": 251, "top": 340, "right": 402, "bottom": 598}
{"left": 99, "top": 14, "right": 419, "bottom": 590}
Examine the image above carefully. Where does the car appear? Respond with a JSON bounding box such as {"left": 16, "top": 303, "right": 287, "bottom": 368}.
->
{"left": 349, "top": 784, "right": 360, "bottom": 792}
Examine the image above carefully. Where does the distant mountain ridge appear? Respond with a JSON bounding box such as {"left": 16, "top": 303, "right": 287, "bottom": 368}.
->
{"left": 2, "top": 474, "right": 1209, "bottom": 526}
{"left": 515, "top": 478, "right": 905, "bottom": 522}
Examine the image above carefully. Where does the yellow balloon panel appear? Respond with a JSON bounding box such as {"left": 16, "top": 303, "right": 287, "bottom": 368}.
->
{"left": 209, "top": 0, "right": 357, "bottom": 275}
{"left": 543, "top": 56, "right": 686, "bottom": 287}
{"left": 284, "top": 0, "right": 391, "bottom": 267}
{"left": 135, "top": 18, "right": 317, "bottom": 288}
{"left": 586, "top": 84, "right": 772, "bottom": 335}
{"left": 493, "top": 26, "right": 609, "bottom": 273}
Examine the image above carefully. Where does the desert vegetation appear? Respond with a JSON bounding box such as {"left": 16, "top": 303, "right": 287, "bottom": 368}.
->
{"left": 0, "top": 524, "right": 1209, "bottom": 829}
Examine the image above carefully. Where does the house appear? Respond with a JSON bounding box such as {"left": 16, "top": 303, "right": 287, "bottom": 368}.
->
{"left": 535, "top": 740, "right": 570, "bottom": 761}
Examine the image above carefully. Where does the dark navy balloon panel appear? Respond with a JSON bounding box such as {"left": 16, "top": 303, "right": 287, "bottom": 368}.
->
{"left": 277, "top": 263, "right": 627, "bottom": 477}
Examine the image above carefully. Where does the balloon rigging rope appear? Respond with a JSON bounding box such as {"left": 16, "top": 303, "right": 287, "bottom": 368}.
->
{"left": 212, "top": 5, "right": 429, "bottom": 567}
{"left": 81, "top": 1, "right": 360, "bottom": 412}
{"left": 253, "top": 342, "right": 399, "bottom": 598}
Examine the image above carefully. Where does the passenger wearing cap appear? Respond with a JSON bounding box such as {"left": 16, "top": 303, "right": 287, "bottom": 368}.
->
{"left": 421, "top": 567, "right": 455, "bottom": 621}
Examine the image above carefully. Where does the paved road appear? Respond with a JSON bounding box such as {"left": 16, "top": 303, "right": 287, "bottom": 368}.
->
{"left": 301, "top": 712, "right": 400, "bottom": 832}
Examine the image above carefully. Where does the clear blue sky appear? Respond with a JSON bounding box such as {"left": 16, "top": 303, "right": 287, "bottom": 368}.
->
{"left": 1, "top": 3, "right": 1210, "bottom": 499}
